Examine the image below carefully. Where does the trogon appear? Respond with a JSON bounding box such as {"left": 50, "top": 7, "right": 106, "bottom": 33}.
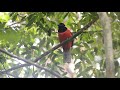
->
{"left": 58, "top": 23, "right": 73, "bottom": 63}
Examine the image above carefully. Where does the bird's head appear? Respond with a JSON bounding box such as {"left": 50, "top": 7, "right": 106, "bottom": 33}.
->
{"left": 58, "top": 23, "right": 67, "bottom": 32}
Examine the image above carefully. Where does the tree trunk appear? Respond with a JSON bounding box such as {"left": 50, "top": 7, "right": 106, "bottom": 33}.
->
{"left": 97, "top": 12, "right": 115, "bottom": 78}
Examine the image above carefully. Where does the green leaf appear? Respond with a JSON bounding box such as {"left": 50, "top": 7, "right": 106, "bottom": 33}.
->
{"left": 11, "top": 13, "right": 18, "bottom": 21}
{"left": 87, "top": 40, "right": 94, "bottom": 44}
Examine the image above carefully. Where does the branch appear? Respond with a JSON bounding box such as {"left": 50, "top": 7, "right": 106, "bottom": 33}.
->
{"left": 5, "top": 72, "right": 20, "bottom": 78}
{"left": 0, "top": 71, "right": 19, "bottom": 78}
{"left": 0, "top": 64, "right": 29, "bottom": 74}
{"left": 0, "top": 49, "right": 62, "bottom": 78}
{"left": 54, "top": 30, "right": 103, "bottom": 34}
{"left": 34, "top": 17, "right": 99, "bottom": 62}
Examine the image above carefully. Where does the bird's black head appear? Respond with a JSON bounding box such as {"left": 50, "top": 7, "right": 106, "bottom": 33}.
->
{"left": 58, "top": 23, "right": 67, "bottom": 33}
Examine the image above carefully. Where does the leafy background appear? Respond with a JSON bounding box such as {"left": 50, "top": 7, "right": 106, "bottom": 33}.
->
{"left": 0, "top": 12, "right": 120, "bottom": 78}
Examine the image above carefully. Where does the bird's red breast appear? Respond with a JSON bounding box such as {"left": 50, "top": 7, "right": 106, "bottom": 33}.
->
{"left": 58, "top": 29, "right": 73, "bottom": 51}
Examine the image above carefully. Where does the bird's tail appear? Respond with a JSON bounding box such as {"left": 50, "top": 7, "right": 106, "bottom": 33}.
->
{"left": 63, "top": 49, "right": 71, "bottom": 63}
{"left": 63, "top": 49, "right": 76, "bottom": 78}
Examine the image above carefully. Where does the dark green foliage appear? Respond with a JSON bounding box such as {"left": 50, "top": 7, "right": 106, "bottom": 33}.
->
{"left": 0, "top": 12, "right": 120, "bottom": 78}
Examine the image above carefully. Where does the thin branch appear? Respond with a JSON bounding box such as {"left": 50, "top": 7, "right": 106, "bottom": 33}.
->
{"left": 54, "top": 30, "right": 103, "bottom": 34}
{"left": 0, "top": 49, "right": 62, "bottom": 78}
{"left": 79, "top": 30, "right": 103, "bottom": 33}
{"left": 0, "top": 64, "right": 29, "bottom": 74}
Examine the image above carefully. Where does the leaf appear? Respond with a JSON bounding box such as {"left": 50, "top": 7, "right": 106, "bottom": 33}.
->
{"left": 80, "top": 66, "right": 93, "bottom": 75}
{"left": 83, "top": 43, "right": 89, "bottom": 48}
{"left": 75, "top": 62, "right": 80, "bottom": 69}
{"left": 11, "top": 13, "right": 18, "bottom": 21}
{"left": 39, "top": 37, "right": 46, "bottom": 48}
{"left": 0, "top": 22, "right": 6, "bottom": 29}
{"left": 51, "top": 54, "right": 57, "bottom": 62}
{"left": 63, "top": 12, "right": 69, "bottom": 19}
{"left": 0, "top": 55, "right": 6, "bottom": 64}
{"left": 25, "top": 54, "right": 31, "bottom": 59}
{"left": 31, "top": 46, "right": 39, "bottom": 50}
{"left": 87, "top": 40, "right": 94, "bottom": 44}
{"left": 26, "top": 16, "right": 35, "bottom": 27}
{"left": 94, "top": 47, "right": 98, "bottom": 55}
{"left": 47, "top": 29, "right": 51, "bottom": 36}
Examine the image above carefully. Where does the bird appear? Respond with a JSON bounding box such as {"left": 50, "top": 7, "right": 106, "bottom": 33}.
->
{"left": 58, "top": 23, "right": 73, "bottom": 63}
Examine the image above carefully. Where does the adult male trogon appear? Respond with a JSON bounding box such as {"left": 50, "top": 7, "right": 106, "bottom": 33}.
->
{"left": 58, "top": 23, "right": 73, "bottom": 63}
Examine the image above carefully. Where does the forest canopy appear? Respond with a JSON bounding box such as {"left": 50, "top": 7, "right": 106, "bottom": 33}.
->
{"left": 0, "top": 12, "right": 120, "bottom": 78}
